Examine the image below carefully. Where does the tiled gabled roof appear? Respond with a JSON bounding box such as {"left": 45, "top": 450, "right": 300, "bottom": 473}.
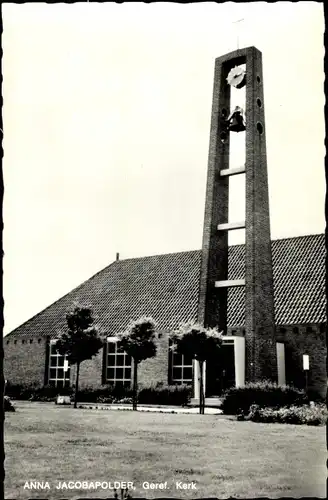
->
{"left": 6, "top": 233, "right": 326, "bottom": 339}
{"left": 226, "top": 234, "right": 326, "bottom": 326}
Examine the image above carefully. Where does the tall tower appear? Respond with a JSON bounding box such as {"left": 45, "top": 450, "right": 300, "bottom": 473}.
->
{"left": 198, "top": 46, "right": 277, "bottom": 383}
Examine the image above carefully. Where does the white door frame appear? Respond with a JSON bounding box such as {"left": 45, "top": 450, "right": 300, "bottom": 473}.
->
{"left": 193, "top": 336, "right": 245, "bottom": 398}
{"left": 276, "top": 342, "right": 286, "bottom": 385}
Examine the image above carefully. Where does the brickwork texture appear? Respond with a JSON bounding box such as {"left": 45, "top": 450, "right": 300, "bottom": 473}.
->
{"left": 198, "top": 46, "right": 277, "bottom": 383}
{"left": 4, "top": 325, "right": 325, "bottom": 398}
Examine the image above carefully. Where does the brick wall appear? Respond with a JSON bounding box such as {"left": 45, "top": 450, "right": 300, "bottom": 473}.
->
{"left": 138, "top": 332, "right": 170, "bottom": 387}
{"left": 197, "top": 47, "right": 277, "bottom": 383}
{"left": 68, "top": 333, "right": 170, "bottom": 389}
{"left": 225, "top": 324, "right": 325, "bottom": 397}
{"left": 4, "top": 324, "right": 325, "bottom": 398}
{"left": 4, "top": 335, "right": 47, "bottom": 386}
{"left": 197, "top": 51, "right": 230, "bottom": 333}
{"left": 70, "top": 347, "right": 104, "bottom": 389}
{"left": 244, "top": 47, "right": 277, "bottom": 383}
{"left": 277, "top": 323, "right": 326, "bottom": 398}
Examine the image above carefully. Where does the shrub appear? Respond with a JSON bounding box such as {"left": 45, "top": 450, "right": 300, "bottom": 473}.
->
{"left": 5, "top": 382, "right": 35, "bottom": 400}
{"left": 4, "top": 396, "right": 15, "bottom": 412}
{"left": 97, "top": 395, "right": 115, "bottom": 404}
{"left": 30, "top": 385, "right": 73, "bottom": 401}
{"left": 83, "top": 383, "right": 191, "bottom": 406}
{"left": 247, "top": 403, "right": 327, "bottom": 426}
{"left": 221, "top": 381, "right": 307, "bottom": 415}
{"left": 72, "top": 385, "right": 133, "bottom": 403}
{"left": 138, "top": 383, "right": 192, "bottom": 406}
{"left": 117, "top": 397, "right": 133, "bottom": 405}
{"left": 5, "top": 383, "right": 73, "bottom": 401}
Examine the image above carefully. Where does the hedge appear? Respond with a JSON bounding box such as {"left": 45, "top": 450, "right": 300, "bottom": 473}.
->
{"left": 73, "top": 385, "right": 133, "bottom": 403}
{"left": 5, "top": 382, "right": 192, "bottom": 406}
{"left": 221, "top": 380, "right": 307, "bottom": 415}
{"left": 5, "top": 383, "right": 71, "bottom": 401}
{"left": 138, "top": 384, "right": 192, "bottom": 406}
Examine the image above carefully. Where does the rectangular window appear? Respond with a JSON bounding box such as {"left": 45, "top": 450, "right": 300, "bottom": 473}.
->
{"left": 170, "top": 345, "right": 193, "bottom": 385}
{"left": 48, "top": 340, "right": 70, "bottom": 387}
{"left": 105, "top": 339, "right": 131, "bottom": 387}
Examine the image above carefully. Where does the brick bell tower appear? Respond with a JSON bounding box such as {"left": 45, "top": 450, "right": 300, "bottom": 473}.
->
{"left": 198, "top": 46, "right": 277, "bottom": 384}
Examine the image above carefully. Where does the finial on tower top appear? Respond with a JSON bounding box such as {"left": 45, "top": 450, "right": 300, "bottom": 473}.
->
{"left": 232, "top": 17, "right": 245, "bottom": 50}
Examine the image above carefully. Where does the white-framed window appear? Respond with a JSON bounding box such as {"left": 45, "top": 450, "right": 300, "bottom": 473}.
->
{"left": 105, "top": 338, "right": 131, "bottom": 387}
{"left": 48, "top": 339, "right": 70, "bottom": 388}
{"left": 170, "top": 349, "right": 193, "bottom": 385}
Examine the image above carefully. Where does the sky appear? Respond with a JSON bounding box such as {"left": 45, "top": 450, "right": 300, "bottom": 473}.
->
{"left": 2, "top": 2, "right": 325, "bottom": 334}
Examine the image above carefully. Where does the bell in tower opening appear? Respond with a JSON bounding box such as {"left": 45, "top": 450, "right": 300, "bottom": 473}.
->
{"left": 227, "top": 106, "right": 246, "bottom": 132}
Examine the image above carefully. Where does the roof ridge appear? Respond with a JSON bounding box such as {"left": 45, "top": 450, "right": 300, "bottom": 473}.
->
{"left": 116, "top": 249, "right": 201, "bottom": 263}
{"left": 271, "top": 232, "right": 324, "bottom": 244}
{"left": 116, "top": 233, "right": 324, "bottom": 262}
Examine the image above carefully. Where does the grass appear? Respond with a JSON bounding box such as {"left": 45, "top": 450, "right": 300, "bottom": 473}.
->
{"left": 4, "top": 401, "right": 326, "bottom": 499}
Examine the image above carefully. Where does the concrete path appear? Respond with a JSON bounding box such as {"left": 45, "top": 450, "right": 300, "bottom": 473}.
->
{"left": 13, "top": 400, "right": 225, "bottom": 415}
{"left": 78, "top": 403, "right": 223, "bottom": 414}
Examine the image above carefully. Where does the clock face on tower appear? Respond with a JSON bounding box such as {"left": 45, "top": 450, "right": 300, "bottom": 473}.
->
{"left": 226, "top": 66, "right": 246, "bottom": 89}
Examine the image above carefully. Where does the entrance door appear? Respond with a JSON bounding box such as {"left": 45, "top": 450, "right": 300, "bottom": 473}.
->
{"left": 206, "top": 342, "right": 235, "bottom": 396}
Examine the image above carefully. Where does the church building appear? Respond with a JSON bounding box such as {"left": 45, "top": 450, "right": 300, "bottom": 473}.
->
{"left": 4, "top": 47, "right": 326, "bottom": 399}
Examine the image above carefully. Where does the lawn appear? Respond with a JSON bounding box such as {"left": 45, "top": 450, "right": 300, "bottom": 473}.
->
{"left": 4, "top": 402, "right": 326, "bottom": 499}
